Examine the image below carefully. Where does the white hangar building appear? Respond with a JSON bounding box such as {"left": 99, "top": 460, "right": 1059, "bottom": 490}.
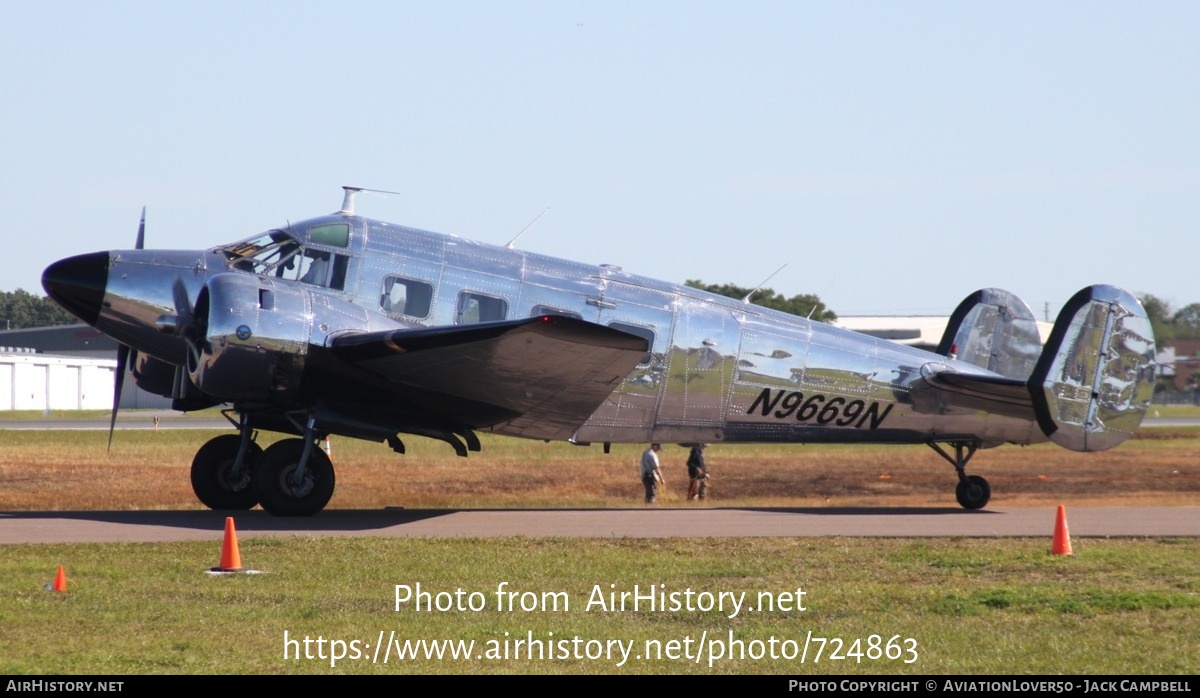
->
{"left": 0, "top": 324, "right": 170, "bottom": 411}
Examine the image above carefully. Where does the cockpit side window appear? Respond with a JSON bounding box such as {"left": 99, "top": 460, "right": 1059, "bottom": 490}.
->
{"left": 329, "top": 255, "right": 349, "bottom": 290}
{"left": 308, "top": 223, "right": 350, "bottom": 248}
{"left": 223, "top": 230, "right": 349, "bottom": 290}
{"left": 294, "top": 249, "right": 331, "bottom": 285}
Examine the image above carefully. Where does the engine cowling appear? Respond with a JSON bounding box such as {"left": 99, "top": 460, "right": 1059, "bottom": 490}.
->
{"left": 187, "top": 273, "right": 310, "bottom": 403}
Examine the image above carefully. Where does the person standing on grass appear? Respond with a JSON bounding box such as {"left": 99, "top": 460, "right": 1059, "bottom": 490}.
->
{"left": 687, "top": 443, "right": 709, "bottom": 500}
{"left": 640, "top": 443, "right": 663, "bottom": 504}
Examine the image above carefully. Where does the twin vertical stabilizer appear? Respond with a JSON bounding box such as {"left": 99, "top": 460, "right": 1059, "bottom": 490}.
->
{"left": 936, "top": 285, "right": 1155, "bottom": 452}
{"left": 1029, "top": 285, "right": 1156, "bottom": 451}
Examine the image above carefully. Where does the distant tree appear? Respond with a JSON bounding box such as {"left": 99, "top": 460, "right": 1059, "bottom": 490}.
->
{"left": 1172, "top": 303, "right": 1200, "bottom": 339}
{"left": 1139, "top": 293, "right": 1175, "bottom": 343}
{"left": 0, "top": 289, "right": 77, "bottom": 329}
{"left": 685, "top": 280, "right": 836, "bottom": 322}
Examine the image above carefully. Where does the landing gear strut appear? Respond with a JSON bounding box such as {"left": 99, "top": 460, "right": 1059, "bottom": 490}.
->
{"left": 190, "top": 419, "right": 262, "bottom": 510}
{"left": 253, "top": 416, "right": 335, "bottom": 516}
{"left": 927, "top": 440, "right": 991, "bottom": 510}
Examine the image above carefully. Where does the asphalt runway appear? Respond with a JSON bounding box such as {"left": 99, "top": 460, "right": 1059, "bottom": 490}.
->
{"left": 1, "top": 415, "right": 1195, "bottom": 543}
{"left": 1, "top": 506, "right": 1196, "bottom": 544}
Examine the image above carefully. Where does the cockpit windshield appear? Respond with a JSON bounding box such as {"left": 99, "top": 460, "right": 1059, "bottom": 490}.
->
{"left": 220, "top": 229, "right": 347, "bottom": 290}
{"left": 222, "top": 230, "right": 302, "bottom": 276}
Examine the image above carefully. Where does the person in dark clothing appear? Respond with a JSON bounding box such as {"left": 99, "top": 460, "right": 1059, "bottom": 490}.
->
{"left": 686, "top": 443, "right": 709, "bottom": 500}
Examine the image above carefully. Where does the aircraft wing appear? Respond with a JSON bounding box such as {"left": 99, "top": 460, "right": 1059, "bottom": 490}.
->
{"left": 328, "top": 316, "right": 649, "bottom": 440}
{"left": 913, "top": 364, "right": 1037, "bottom": 422}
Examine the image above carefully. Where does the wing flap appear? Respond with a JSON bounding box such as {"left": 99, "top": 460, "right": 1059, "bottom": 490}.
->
{"left": 330, "top": 316, "right": 648, "bottom": 440}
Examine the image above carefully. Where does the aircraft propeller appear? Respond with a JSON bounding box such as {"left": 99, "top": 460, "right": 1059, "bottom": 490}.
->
{"left": 108, "top": 208, "right": 146, "bottom": 450}
{"left": 172, "top": 276, "right": 206, "bottom": 373}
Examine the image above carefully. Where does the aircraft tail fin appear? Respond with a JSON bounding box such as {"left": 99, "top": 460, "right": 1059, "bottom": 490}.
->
{"left": 1028, "top": 285, "right": 1156, "bottom": 452}
{"left": 937, "top": 288, "right": 1041, "bottom": 380}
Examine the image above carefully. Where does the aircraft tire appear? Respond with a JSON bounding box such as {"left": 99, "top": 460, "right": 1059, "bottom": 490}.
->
{"left": 253, "top": 438, "right": 336, "bottom": 516}
{"left": 190, "top": 434, "right": 262, "bottom": 510}
{"left": 955, "top": 475, "right": 991, "bottom": 510}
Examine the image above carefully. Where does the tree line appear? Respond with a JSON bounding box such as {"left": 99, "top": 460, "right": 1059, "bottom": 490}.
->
{"left": 685, "top": 280, "right": 837, "bottom": 322}
{"left": 1138, "top": 295, "right": 1200, "bottom": 343}
{"left": 0, "top": 289, "right": 76, "bottom": 330}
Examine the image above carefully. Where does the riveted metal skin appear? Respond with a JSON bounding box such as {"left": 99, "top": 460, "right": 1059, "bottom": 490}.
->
{"left": 41, "top": 193, "right": 1156, "bottom": 514}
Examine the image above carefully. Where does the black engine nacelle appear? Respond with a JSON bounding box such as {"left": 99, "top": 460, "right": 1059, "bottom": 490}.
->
{"left": 130, "top": 352, "right": 176, "bottom": 397}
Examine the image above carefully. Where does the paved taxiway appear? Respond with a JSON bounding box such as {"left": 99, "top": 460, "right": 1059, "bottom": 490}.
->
{"left": 1, "top": 506, "right": 1196, "bottom": 544}
{"left": 1, "top": 414, "right": 1195, "bottom": 543}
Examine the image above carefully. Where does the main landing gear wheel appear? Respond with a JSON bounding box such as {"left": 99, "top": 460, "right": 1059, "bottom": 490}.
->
{"left": 253, "top": 438, "right": 335, "bottom": 516}
{"left": 190, "top": 434, "right": 262, "bottom": 510}
{"left": 955, "top": 475, "right": 991, "bottom": 510}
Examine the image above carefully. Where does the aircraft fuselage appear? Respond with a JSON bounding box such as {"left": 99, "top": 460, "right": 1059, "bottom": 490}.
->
{"left": 45, "top": 212, "right": 1051, "bottom": 447}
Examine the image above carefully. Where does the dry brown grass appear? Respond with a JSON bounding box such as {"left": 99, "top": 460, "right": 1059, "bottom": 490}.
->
{"left": 0, "top": 427, "right": 1197, "bottom": 511}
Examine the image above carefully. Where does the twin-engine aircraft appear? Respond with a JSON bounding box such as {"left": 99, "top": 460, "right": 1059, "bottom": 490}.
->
{"left": 41, "top": 187, "right": 1156, "bottom": 515}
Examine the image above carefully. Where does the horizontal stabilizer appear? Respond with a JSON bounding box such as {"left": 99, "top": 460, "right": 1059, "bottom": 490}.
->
{"left": 1029, "top": 285, "right": 1156, "bottom": 451}
{"left": 917, "top": 368, "right": 1035, "bottom": 422}
{"left": 331, "top": 316, "right": 649, "bottom": 440}
{"left": 937, "top": 288, "right": 1041, "bottom": 380}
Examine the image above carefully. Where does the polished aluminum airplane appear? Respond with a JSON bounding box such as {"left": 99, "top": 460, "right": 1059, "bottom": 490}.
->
{"left": 41, "top": 187, "right": 1156, "bottom": 515}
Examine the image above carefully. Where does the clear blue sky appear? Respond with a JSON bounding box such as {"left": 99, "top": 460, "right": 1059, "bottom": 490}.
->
{"left": 3, "top": 1, "right": 1196, "bottom": 320}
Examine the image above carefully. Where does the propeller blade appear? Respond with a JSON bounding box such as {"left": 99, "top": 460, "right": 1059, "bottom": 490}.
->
{"left": 108, "top": 344, "right": 130, "bottom": 451}
{"left": 171, "top": 276, "right": 205, "bottom": 371}
{"left": 135, "top": 207, "right": 145, "bottom": 250}
{"left": 171, "top": 277, "right": 193, "bottom": 325}
{"left": 109, "top": 208, "right": 145, "bottom": 450}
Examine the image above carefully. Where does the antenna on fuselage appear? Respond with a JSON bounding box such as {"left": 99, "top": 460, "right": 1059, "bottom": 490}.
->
{"left": 338, "top": 186, "right": 403, "bottom": 216}
{"left": 506, "top": 207, "right": 551, "bottom": 249}
{"left": 742, "top": 263, "right": 788, "bottom": 304}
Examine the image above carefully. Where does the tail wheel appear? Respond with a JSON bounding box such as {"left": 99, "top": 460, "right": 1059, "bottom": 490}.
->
{"left": 253, "top": 438, "right": 335, "bottom": 516}
{"left": 190, "top": 434, "right": 262, "bottom": 510}
{"left": 955, "top": 475, "right": 991, "bottom": 510}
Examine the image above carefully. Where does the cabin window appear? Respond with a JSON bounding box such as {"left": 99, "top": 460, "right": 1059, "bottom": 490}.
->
{"left": 530, "top": 305, "right": 582, "bottom": 320}
{"left": 608, "top": 321, "right": 655, "bottom": 365}
{"left": 381, "top": 276, "right": 434, "bottom": 318}
{"left": 458, "top": 292, "right": 508, "bottom": 324}
{"left": 308, "top": 223, "right": 350, "bottom": 248}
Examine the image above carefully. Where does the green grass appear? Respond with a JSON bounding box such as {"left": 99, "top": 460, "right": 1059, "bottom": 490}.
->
{"left": 1145, "top": 404, "right": 1200, "bottom": 418}
{"left": 2, "top": 415, "right": 1197, "bottom": 674}
{"left": 2, "top": 537, "right": 1196, "bottom": 674}
{"left": 0, "top": 408, "right": 228, "bottom": 422}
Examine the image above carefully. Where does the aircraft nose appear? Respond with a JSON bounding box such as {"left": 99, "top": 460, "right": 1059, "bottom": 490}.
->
{"left": 41, "top": 252, "right": 110, "bottom": 326}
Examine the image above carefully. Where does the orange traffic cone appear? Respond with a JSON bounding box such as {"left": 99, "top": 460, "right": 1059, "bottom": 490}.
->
{"left": 51, "top": 565, "right": 67, "bottom": 592}
{"left": 214, "top": 517, "right": 243, "bottom": 572}
{"left": 1051, "top": 504, "right": 1073, "bottom": 556}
